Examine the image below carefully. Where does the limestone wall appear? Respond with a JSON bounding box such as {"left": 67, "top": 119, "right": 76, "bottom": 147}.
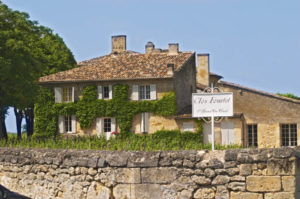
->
{"left": 0, "top": 147, "right": 299, "bottom": 199}
{"left": 219, "top": 83, "right": 300, "bottom": 148}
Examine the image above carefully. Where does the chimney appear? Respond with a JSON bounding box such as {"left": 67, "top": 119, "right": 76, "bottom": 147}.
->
{"left": 145, "top": 42, "right": 155, "bottom": 54}
{"left": 112, "top": 35, "right": 126, "bottom": 53}
{"left": 167, "top": 64, "right": 174, "bottom": 75}
{"left": 196, "top": 54, "right": 210, "bottom": 86}
{"left": 168, "top": 43, "right": 179, "bottom": 55}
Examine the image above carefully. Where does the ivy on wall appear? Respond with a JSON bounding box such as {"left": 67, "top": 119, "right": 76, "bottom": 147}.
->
{"left": 34, "top": 84, "right": 177, "bottom": 138}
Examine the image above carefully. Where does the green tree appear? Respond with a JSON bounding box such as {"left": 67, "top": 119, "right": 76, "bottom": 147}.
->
{"left": 0, "top": 1, "right": 76, "bottom": 139}
{"left": 276, "top": 93, "right": 299, "bottom": 100}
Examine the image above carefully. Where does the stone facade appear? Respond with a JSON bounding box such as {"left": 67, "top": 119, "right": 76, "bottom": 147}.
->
{"left": 218, "top": 81, "right": 300, "bottom": 148}
{"left": 0, "top": 147, "right": 300, "bottom": 199}
{"left": 40, "top": 35, "right": 300, "bottom": 148}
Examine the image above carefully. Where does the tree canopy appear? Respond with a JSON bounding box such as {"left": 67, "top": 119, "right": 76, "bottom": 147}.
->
{"left": 276, "top": 93, "right": 299, "bottom": 100}
{"left": 0, "top": 1, "right": 76, "bottom": 138}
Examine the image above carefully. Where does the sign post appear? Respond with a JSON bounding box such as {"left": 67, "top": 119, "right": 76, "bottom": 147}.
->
{"left": 192, "top": 84, "right": 233, "bottom": 150}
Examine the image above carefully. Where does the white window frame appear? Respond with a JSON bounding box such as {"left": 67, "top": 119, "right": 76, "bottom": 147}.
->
{"left": 65, "top": 115, "right": 72, "bottom": 133}
{"left": 62, "top": 87, "right": 74, "bottom": 102}
{"left": 103, "top": 86, "right": 110, "bottom": 99}
{"left": 96, "top": 117, "right": 116, "bottom": 140}
{"left": 97, "top": 85, "right": 112, "bottom": 99}
{"left": 281, "top": 124, "right": 297, "bottom": 147}
{"left": 139, "top": 85, "right": 151, "bottom": 100}
{"left": 132, "top": 84, "right": 156, "bottom": 101}
{"left": 58, "top": 115, "right": 76, "bottom": 134}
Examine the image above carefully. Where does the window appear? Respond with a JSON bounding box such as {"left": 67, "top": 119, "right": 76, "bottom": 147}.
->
{"left": 58, "top": 115, "right": 76, "bottom": 134}
{"left": 182, "top": 122, "right": 194, "bottom": 132}
{"left": 62, "top": 87, "right": 73, "bottom": 102}
{"left": 281, "top": 124, "right": 297, "bottom": 146}
{"left": 64, "top": 116, "right": 72, "bottom": 133}
{"left": 103, "top": 86, "right": 109, "bottom": 99}
{"left": 221, "top": 122, "right": 235, "bottom": 145}
{"left": 139, "top": 85, "right": 150, "bottom": 100}
{"left": 247, "top": 124, "right": 258, "bottom": 147}
{"left": 96, "top": 117, "right": 116, "bottom": 140}
{"left": 104, "top": 118, "right": 111, "bottom": 133}
{"left": 141, "top": 112, "right": 149, "bottom": 133}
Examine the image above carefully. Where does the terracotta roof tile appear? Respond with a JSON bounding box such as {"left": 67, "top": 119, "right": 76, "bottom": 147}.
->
{"left": 220, "top": 80, "right": 300, "bottom": 104}
{"left": 39, "top": 51, "right": 194, "bottom": 83}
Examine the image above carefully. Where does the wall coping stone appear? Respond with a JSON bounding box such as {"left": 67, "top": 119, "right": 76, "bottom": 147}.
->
{"left": 0, "top": 147, "right": 300, "bottom": 169}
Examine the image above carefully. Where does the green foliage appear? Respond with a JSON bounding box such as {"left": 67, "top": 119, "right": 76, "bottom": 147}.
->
{"left": 0, "top": 2, "right": 76, "bottom": 139}
{"left": 1, "top": 130, "right": 242, "bottom": 151}
{"left": 33, "top": 87, "right": 57, "bottom": 139}
{"left": 34, "top": 84, "right": 177, "bottom": 138}
{"left": 276, "top": 93, "right": 299, "bottom": 100}
{"left": 0, "top": 2, "right": 76, "bottom": 109}
{"left": 154, "top": 92, "right": 177, "bottom": 116}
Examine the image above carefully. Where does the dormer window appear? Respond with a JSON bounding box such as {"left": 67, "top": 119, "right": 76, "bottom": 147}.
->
{"left": 139, "top": 85, "right": 151, "bottom": 100}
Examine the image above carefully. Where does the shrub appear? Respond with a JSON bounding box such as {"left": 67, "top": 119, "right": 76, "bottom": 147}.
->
{"left": 2, "top": 130, "right": 242, "bottom": 151}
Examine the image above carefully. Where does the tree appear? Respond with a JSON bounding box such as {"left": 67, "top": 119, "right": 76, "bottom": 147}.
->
{"left": 276, "top": 93, "right": 299, "bottom": 100}
{"left": 22, "top": 27, "right": 76, "bottom": 137}
{"left": 0, "top": 1, "right": 76, "bottom": 139}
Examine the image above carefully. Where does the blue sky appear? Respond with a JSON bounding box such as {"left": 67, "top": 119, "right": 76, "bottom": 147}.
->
{"left": 3, "top": 0, "right": 300, "bottom": 132}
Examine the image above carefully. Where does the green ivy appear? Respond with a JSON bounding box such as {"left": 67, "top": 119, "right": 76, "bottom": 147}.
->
{"left": 33, "top": 87, "right": 57, "bottom": 139}
{"left": 34, "top": 84, "right": 177, "bottom": 138}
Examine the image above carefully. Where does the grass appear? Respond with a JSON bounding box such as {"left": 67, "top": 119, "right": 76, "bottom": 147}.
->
{"left": 0, "top": 130, "right": 242, "bottom": 151}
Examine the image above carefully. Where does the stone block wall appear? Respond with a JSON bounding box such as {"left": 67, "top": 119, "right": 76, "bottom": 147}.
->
{"left": 0, "top": 147, "right": 299, "bottom": 199}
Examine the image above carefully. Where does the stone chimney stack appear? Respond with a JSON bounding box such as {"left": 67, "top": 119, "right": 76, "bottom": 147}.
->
{"left": 168, "top": 43, "right": 179, "bottom": 55}
{"left": 112, "top": 35, "right": 126, "bottom": 53}
{"left": 145, "top": 42, "right": 155, "bottom": 54}
{"left": 196, "top": 54, "right": 210, "bottom": 86}
{"left": 167, "top": 64, "right": 174, "bottom": 75}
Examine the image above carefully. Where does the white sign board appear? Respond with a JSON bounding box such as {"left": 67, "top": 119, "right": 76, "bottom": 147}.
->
{"left": 192, "top": 93, "right": 233, "bottom": 117}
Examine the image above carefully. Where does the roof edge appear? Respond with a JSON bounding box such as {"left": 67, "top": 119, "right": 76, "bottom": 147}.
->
{"left": 220, "top": 80, "right": 300, "bottom": 104}
{"left": 39, "top": 77, "right": 174, "bottom": 85}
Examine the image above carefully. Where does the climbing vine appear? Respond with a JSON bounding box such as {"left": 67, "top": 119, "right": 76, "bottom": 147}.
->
{"left": 34, "top": 84, "right": 177, "bottom": 138}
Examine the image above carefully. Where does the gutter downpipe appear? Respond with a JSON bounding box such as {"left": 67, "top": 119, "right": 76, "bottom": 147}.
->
{"left": 240, "top": 114, "right": 246, "bottom": 147}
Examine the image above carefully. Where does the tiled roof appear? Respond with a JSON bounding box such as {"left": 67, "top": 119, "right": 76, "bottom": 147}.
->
{"left": 220, "top": 81, "right": 300, "bottom": 104}
{"left": 39, "top": 51, "right": 194, "bottom": 83}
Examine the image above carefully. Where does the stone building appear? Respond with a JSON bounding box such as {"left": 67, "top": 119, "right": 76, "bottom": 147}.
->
{"left": 39, "top": 35, "right": 300, "bottom": 148}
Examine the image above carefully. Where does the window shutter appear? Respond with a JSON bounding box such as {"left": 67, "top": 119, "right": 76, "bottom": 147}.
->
{"left": 97, "top": 86, "right": 103, "bottom": 99}
{"left": 144, "top": 112, "right": 149, "bottom": 133}
{"left": 203, "top": 123, "right": 212, "bottom": 144}
{"left": 109, "top": 85, "right": 113, "bottom": 99}
{"left": 58, "top": 115, "right": 64, "bottom": 133}
{"left": 54, "top": 87, "right": 62, "bottom": 103}
{"left": 132, "top": 85, "right": 139, "bottom": 100}
{"left": 150, "top": 84, "right": 156, "bottom": 100}
{"left": 96, "top": 118, "right": 102, "bottom": 137}
{"left": 72, "top": 87, "right": 75, "bottom": 102}
{"left": 71, "top": 115, "right": 76, "bottom": 133}
{"left": 111, "top": 118, "right": 116, "bottom": 132}
{"left": 140, "top": 113, "right": 145, "bottom": 133}
{"left": 182, "top": 122, "right": 194, "bottom": 132}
